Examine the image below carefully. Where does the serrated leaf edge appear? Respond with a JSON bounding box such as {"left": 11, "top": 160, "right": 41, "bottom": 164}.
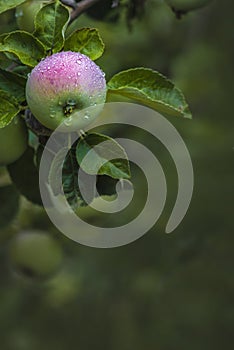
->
{"left": 107, "top": 67, "right": 192, "bottom": 119}
{"left": 64, "top": 27, "right": 105, "bottom": 60}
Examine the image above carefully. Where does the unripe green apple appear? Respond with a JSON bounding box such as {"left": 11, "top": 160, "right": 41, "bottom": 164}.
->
{"left": 166, "top": 0, "right": 213, "bottom": 12}
{"left": 9, "top": 231, "right": 63, "bottom": 279}
{"left": 26, "top": 51, "right": 107, "bottom": 132}
{"left": 15, "top": 0, "right": 46, "bottom": 32}
{"left": 0, "top": 117, "right": 28, "bottom": 166}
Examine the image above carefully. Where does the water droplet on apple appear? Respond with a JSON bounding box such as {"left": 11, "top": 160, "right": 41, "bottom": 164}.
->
{"left": 49, "top": 106, "right": 57, "bottom": 118}
{"left": 67, "top": 99, "right": 76, "bottom": 106}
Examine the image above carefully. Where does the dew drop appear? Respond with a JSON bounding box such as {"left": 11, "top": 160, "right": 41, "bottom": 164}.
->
{"left": 50, "top": 106, "right": 57, "bottom": 118}
{"left": 76, "top": 59, "right": 82, "bottom": 65}
{"left": 15, "top": 10, "right": 23, "bottom": 18}
{"left": 67, "top": 99, "right": 76, "bottom": 106}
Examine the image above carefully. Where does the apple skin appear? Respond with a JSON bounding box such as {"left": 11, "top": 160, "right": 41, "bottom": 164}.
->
{"left": 166, "top": 0, "right": 213, "bottom": 12}
{"left": 9, "top": 231, "right": 63, "bottom": 279}
{"left": 0, "top": 117, "right": 28, "bottom": 166}
{"left": 26, "top": 51, "right": 107, "bottom": 132}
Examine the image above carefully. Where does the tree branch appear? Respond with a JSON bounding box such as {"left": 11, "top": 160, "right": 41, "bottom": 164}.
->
{"left": 61, "top": 0, "right": 77, "bottom": 10}
{"left": 68, "top": 0, "right": 104, "bottom": 23}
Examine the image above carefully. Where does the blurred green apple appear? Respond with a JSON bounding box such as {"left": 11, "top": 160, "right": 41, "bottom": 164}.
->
{"left": 0, "top": 117, "right": 28, "bottom": 166}
{"left": 9, "top": 231, "right": 63, "bottom": 279}
{"left": 15, "top": 0, "right": 47, "bottom": 32}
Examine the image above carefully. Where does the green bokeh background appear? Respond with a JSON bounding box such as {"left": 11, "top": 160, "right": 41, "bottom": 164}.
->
{"left": 0, "top": 0, "right": 234, "bottom": 349}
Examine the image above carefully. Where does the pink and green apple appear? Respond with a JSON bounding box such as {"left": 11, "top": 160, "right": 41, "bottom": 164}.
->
{"left": 26, "top": 51, "right": 107, "bottom": 132}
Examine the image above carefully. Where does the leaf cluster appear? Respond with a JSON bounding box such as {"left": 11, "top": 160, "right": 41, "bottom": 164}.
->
{"left": 0, "top": 0, "right": 191, "bottom": 228}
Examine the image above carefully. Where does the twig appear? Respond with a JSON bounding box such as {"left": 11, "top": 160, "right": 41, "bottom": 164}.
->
{"left": 60, "top": 0, "right": 77, "bottom": 9}
{"left": 69, "top": 0, "right": 104, "bottom": 23}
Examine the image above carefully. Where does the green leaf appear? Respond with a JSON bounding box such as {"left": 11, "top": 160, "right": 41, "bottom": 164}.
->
{"left": 107, "top": 68, "right": 192, "bottom": 119}
{"left": 0, "top": 52, "right": 12, "bottom": 69}
{"left": 0, "top": 33, "right": 10, "bottom": 44}
{"left": 0, "top": 68, "right": 26, "bottom": 103}
{"left": 0, "top": 90, "right": 20, "bottom": 128}
{"left": 34, "top": 1, "right": 70, "bottom": 53}
{"left": 12, "top": 64, "right": 31, "bottom": 78}
{"left": 62, "top": 145, "right": 87, "bottom": 210}
{"left": 0, "top": 31, "right": 45, "bottom": 67}
{"left": 0, "top": 0, "right": 26, "bottom": 14}
{"left": 49, "top": 147, "right": 68, "bottom": 196}
{"left": 64, "top": 28, "right": 105, "bottom": 60}
{"left": 96, "top": 175, "right": 118, "bottom": 197}
{"left": 49, "top": 142, "right": 122, "bottom": 210}
{"left": 76, "top": 133, "right": 131, "bottom": 180}
{"left": 7, "top": 147, "right": 43, "bottom": 205}
{"left": 47, "top": 142, "right": 85, "bottom": 208}
{"left": 0, "top": 185, "right": 20, "bottom": 228}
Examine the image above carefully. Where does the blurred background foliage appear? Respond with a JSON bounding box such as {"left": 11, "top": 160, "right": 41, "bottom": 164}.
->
{"left": 0, "top": 0, "right": 234, "bottom": 349}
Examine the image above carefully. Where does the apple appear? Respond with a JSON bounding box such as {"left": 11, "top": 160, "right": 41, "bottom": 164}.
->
{"left": 26, "top": 51, "right": 107, "bottom": 132}
{"left": 0, "top": 117, "right": 28, "bottom": 166}
{"left": 8, "top": 231, "right": 63, "bottom": 279}
{"left": 166, "top": 0, "right": 213, "bottom": 12}
{"left": 15, "top": 0, "right": 46, "bottom": 32}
